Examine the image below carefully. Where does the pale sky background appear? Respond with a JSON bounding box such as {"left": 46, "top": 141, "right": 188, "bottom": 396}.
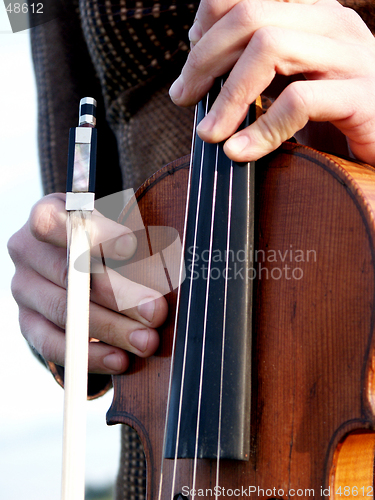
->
{"left": 0, "top": 7, "right": 120, "bottom": 500}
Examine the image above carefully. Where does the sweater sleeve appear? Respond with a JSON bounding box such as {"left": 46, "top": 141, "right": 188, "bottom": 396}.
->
{"left": 29, "top": 0, "right": 123, "bottom": 398}
{"left": 29, "top": 0, "right": 123, "bottom": 199}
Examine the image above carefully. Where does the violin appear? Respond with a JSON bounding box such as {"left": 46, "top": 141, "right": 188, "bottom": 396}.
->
{"left": 103, "top": 82, "right": 375, "bottom": 500}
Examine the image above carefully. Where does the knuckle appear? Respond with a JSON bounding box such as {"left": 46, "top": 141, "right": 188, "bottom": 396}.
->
{"left": 200, "top": 0, "right": 218, "bottom": 21}
{"left": 7, "top": 230, "right": 23, "bottom": 264}
{"left": 285, "top": 81, "right": 313, "bottom": 119}
{"left": 340, "top": 6, "right": 368, "bottom": 37}
{"left": 37, "top": 333, "right": 58, "bottom": 364}
{"left": 328, "top": 2, "right": 374, "bottom": 43}
{"left": 236, "top": 0, "right": 265, "bottom": 32}
{"left": 99, "top": 318, "right": 121, "bottom": 346}
{"left": 10, "top": 272, "right": 26, "bottom": 303}
{"left": 275, "top": 82, "right": 311, "bottom": 138}
{"left": 18, "top": 308, "right": 34, "bottom": 339}
{"left": 29, "top": 194, "right": 64, "bottom": 243}
{"left": 220, "top": 81, "right": 248, "bottom": 110}
{"left": 257, "top": 113, "right": 282, "bottom": 147}
{"left": 48, "top": 293, "right": 67, "bottom": 328}
{"left": 251, "top": 26, "right": 280, "bottom": 56}
{"left": 18, "top": 308, "right": 63, "bottom": 364}
{"left": 29, "top": 202, "right": 54, "bottom": 242}
{"left": 185, "top": 44, "right": 205, "bottom": 73}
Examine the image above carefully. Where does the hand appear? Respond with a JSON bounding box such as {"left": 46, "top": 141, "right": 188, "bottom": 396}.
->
{"left": 8, "top": 193, "right": 168, "bottom": 375}
{"left": 169, "top": 0, "right": 375, "bottom": 166}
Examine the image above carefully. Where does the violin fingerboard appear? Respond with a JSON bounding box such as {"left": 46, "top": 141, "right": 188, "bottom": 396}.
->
{"left": 165, "top": 91, "right": 255, "bottom": 460}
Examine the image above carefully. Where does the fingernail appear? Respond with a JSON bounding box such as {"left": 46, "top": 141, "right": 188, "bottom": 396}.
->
{"left": 226, "top": 135, "right": 250, "bottom": 154}
{"left": 188, "top": 21, "right": 202, "bottom": 45}
{"left": 114, "top": 233, "right": 137, "bottom": 259}
{"left": 129, "top": 329, "right": 150, "bottom": 352}
{"left": 103, "top": 353, "right": 123, "bottom": 371}
{"left": 197, "top": 113, "right": 215, "bottom": 135}
{"left": 138, "top": 298, "right": 155, "bottom": 322}
{"left": 169, "top": 76, "right": 184, "bottom": 102}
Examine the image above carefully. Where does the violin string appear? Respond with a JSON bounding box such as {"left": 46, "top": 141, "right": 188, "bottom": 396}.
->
{"left": 169, "top": 94, "right": 210, "bottom": 500}
{"left": 215, "top": 159, "right": 234, "bottom": 499}
{"left": 191, "top": 140, "right": 220, "bottom": 498}
{"left": 157, "top": 106, "right": 198, "bottom": 500}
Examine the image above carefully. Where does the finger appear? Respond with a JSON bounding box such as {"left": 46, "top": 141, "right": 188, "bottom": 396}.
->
{"left": 29, "top": 193, "right": 137, "bottom": 260}
{"left": 189, "top": 0, "right": 238, "bottom": 46}
{"left": 19, "top": 307, "right": 130, "bottom": 374}
{"left": 173, "top": 0, "right": 312, "bottom": 105}
{"left": 14, "top": 268, "right": 161, "bottom": 358}
{"left": 9, "top": 225, "right": 168, "bottom": 327}
{"left": 189, "top": 0, "right": 321, "bottom": 47}
{"left": 223, "top": 79, "right": 375, "bottom": 165}
{"left": 170, "top": 0, "right": 369, "bottom": 106}
{"left": 8, "top": 222, "right": 68, "bottom": 287}
{"left": 91, "top": 261, "right": 168, "bottom": 327}
{"left": 196, "top": 27, "right": 364, "bottom": 144}
{"left": 89, "top": 303, "right": 160, "bottom": 358}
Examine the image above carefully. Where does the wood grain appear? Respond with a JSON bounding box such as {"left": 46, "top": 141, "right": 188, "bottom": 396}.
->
{"left": 107, "top": 143, "right": 375, "bottom": 500}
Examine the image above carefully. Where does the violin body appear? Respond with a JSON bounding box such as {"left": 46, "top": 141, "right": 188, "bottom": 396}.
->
{"left": 107, "top": 142, "right": 375, "bottom": 500}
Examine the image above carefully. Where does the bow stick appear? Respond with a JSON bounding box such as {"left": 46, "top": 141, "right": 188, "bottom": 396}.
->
{"left": 62, "top": 97, "right": 97, "bottom": 500}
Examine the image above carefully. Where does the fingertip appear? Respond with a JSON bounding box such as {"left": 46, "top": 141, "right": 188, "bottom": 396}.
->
{"left": 129, "top": 328, "right": 160, "bottom": 357}
{"left": 153, "top": 295, "right": 169, "bottom": 327}
{"left": 137, "top": 294, "right": 168, "bottom": 327}
{"left": 89, "top": 341, "right": 130, "bottom": 374}
{"left": 224, "top": 130, "right": 274, "bottom": 162}
{"left": 188, "top": 20, "right": 202, "bottom": 45}
{"left": 197, "top": 113, "right": 216, "bottom": 140}
{"left": 224, "top": 135, "right": 251, "bottom": 160}
{"left": 102, "top": 352, "right": 129, "bottom": 373}
{"left": 114, "top": 232, "right": 137, "bottom": 259}
{"left": 147, "top": 328, "right": 160, "bottom": 355}
{"left": 138, "top": 297, "right": 156, "bottom": 323}
{"left": 169, "top": 76, "right": 184, "bottom": 103}
{"left": 93, "top": 226, "right": 138, "bottom": 262}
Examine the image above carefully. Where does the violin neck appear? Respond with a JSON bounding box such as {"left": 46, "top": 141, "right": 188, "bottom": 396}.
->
{"left": 165, "top": 86, "right": 256, "bottom": 460}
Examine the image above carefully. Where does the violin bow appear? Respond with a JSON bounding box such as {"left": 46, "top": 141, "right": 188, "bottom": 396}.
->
{"left": 62, "top": 97, "right": 97, "bottom": 500}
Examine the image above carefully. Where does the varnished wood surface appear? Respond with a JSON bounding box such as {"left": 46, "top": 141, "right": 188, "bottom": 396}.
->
{"left": 107, "top": 143, "right": 375, "bottom": 500}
